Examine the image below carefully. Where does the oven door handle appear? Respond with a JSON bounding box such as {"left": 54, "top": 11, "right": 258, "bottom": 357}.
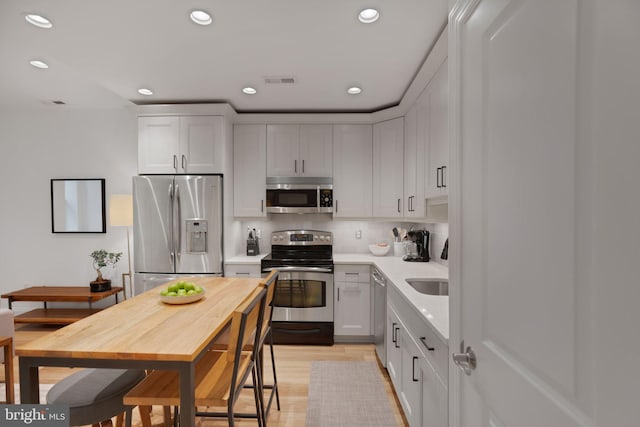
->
{"left": 262, "top": 266, "right": 333, "bottom": 273}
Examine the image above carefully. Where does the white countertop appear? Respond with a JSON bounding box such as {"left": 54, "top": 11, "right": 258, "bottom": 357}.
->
{"left": 224, "top": 254, "right": 267, "bottom": 264}
{"left": 224, "top": 251, "right": 449, "bottom": 342}
{"left": 333, "top": 253, "right": 449, "bottom": 342}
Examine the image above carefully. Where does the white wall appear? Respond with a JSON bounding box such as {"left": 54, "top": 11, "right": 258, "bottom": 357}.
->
{"left": 0, "top": 107, "right": 137, "bottom": 309}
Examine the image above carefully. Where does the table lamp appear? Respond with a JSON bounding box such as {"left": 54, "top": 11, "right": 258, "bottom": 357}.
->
{"left": 109, "top": 194, "right": 133, "bottom": 299}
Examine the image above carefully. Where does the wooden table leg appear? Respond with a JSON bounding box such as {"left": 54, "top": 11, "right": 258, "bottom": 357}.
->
{"left": 18, "top": 357, "right": 40, "bottom": 404}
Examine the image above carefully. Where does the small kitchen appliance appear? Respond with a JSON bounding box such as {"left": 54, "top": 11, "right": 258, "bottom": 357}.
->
{"left": 265, "top": 177, "right": 333, "bottom": 214}
{"left": 246, "top": 228, "right": 260, "bottom": 256}
{"left": 261, "top": 230, "right": 334, "bottom": 345}
{"left": 402, "top": 229, "right": 430, "bottom": 262}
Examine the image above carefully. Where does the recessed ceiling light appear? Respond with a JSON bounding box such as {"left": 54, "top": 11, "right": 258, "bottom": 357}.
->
{"left": 137, "top": 88, "right": 153, "bottom": 96}
{"left": 29, "top": 60, "right": 49, "bottom": 69}
{"left": 242, "top": 87, "right": 257, "bottom": 95}
{"left": 347, "top": 86, "right": 362, "bottom": 95}
{"left": 25, "top": 14, "right": 53, "bottom": 29}
{"left": 358, "top": 8, "right": 380, "bottom": 24}
{"left": 190, "top": 10, "right": 212, "bottom": 26}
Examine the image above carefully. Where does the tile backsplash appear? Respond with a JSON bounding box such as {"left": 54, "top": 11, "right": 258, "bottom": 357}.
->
{"left": 240, "top": 215, "right": 449, "bottom": 267}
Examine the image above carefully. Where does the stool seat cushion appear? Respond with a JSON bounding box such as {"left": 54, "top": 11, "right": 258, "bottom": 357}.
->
{"left": 47, "top": 368, "right": 145, "bottom": 426}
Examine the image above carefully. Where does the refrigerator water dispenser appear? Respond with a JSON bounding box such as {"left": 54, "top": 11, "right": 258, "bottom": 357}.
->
{"left": 186, "top": 219, "right": 208, "bottom": 253}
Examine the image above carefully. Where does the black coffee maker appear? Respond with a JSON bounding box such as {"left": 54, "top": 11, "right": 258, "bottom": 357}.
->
{"left": 402, "top": 229, "right": 430, "bottom": 262}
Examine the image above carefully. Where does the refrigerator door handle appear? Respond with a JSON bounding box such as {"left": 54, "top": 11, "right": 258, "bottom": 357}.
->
{"left": 168, "top": 183, "right": 175, "bottom": 266}
{"left": 175, "top": 184, "right": 182, "bottom": 263}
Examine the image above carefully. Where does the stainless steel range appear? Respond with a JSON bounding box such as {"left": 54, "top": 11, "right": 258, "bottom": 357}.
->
{"left": 261, "top": 230, "right": 334, "bottom": 345}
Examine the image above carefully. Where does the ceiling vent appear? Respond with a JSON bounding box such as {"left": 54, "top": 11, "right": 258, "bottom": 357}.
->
{"left": 263, "top": 76, "right": 296, "bottom": 84}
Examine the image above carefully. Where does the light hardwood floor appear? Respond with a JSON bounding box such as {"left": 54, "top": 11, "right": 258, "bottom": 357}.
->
{"left": 7, "top": 324, "right": 408, "bottom": 427}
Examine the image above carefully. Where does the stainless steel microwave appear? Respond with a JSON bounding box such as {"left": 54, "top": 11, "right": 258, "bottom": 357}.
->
{"left": 266, "top": 177, "right": 333, "bottom": 214}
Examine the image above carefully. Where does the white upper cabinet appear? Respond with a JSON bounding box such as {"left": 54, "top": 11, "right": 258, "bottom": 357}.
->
{"left": 423, "top": 59, "right": 449, "bottom": 198}
{"left": 373, "top": 117, "right": 404, "bottom": 217}
{"left": 266, "top": 124, "right": 332, "bottom": 177}
{"left": 266, "top": 125, "right": 299, "bottom": 176}
{"left": 233, "top": 124, "right": 267, "bottom": 217}
{"left": 404, "top": 103, "right": 425, "bottom": 217}
{"left": 333, "top": 124, "right": 373, "bottom": 218}
{"left": 138, "top": 116, "right": 223, "bottom": 174}
{"left": 299, "top": 125, "right": 333, "bottom": 177}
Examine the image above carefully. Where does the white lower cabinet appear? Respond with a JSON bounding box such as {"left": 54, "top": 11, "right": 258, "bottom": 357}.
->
{"left": 334, "top": 265, "right": 371, "bottom": 336}
{"left": 386, "top": 305, "right": 402, "bottom": 391}
{"left": 419, "top": 356, "right": 447, "bottom": 427}
{"left": 387, "top": 287, "right": 447, "bottom": 427}
{"left": 224, "top": 263, "right": 261, "bottom": 278}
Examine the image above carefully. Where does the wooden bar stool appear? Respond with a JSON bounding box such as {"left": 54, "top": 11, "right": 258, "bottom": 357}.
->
{"left": 0, "top": 308, "right": 14, "bottom": 404}
{"left": 0, "top": 336, "right": 14, "bottom": 404}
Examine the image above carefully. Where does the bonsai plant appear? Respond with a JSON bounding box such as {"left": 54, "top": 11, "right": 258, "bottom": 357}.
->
{"left": 89, "top": 250, "right": 122, "bottom": 292}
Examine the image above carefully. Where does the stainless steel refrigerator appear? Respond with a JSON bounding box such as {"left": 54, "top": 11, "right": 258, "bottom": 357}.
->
{"left": 133, "top": 175, "right": 223, "bottom": 295}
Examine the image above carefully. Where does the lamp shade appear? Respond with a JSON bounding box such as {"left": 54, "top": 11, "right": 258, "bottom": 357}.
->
{"left": 109, "top": 194, "right": 133, "bottom": 227}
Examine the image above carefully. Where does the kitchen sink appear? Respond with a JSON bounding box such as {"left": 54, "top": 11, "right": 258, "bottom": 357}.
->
{"left": 405, "top": 279, "right": 448, "bottom": 296}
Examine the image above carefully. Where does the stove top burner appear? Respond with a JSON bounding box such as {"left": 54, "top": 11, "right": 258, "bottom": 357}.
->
{"left": 262, "top": 229, "right": 333, "bottom": 270}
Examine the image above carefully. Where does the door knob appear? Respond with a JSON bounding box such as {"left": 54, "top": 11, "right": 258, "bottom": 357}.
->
{"left": 452, "top": 345, "right": 477, "bottom": 375}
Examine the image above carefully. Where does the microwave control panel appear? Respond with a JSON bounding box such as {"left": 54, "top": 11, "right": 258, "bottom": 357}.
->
{"left": 319, "top": 189, "right": 333, "bottom": 208}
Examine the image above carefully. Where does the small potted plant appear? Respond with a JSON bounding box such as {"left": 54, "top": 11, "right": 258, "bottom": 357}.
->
{"left": 89, "top": 250, "right": 122, "bottom": 292}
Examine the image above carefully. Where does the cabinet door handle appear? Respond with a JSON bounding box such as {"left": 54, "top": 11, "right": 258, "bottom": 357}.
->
{"left": 337, "top": 288, "right": 340, "bottom": 302}
{"left": 420, "top": 336, "right": 435, "bottom": 351}
{"left": 335, "top": 200, "right": 338, "bottom": 213}
{"left": 412, "top": 356, "right": 419, "bottom": 382}
{"left": 261, "top": 199, "right": 264, "bottom": 213}
{"left": 392, "top": 322, "right": 397, "bottom": 343}
{"left": 294, "top": 159, "right": 297, "bottom": 173}
{"left": 397, "top": 198, "right": 401, "bottom": 213}
{"left": 173, "top": 155, "right": 178, "bottom": 171}
{"left": 394, "top": 327, "right": 400, "bottom": 348}
{"left": 436, "top": 167, "right": 442, "bottom": 188}
{"left": 302, "top": 159, "right": 305, "bottom": 174}
{"left": 181, "top": 154, "right": 186, "bottom": 171}
{"left": 442, "top": 166, "right": 447, "bottom": 188}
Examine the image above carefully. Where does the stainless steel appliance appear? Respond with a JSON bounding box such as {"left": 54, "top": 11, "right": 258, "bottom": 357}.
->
{"left": 133, "top": 175, "right": 223, "bottom": 294}
{"left": 402, "top": 229, "right": 431, "bottom": 262}
{"left": 261, "top": 230, "right": 334, "bottom": 345}
{"left": 265, "top": 177, "right": 333, "bottom": 214}
{"left": 372, "top": 267, "right": 387, "bottom": 366}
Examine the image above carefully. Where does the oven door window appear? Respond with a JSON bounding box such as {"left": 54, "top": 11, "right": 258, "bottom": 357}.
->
{"left": 266, "top": 189, "right": 317, "bottom": 208}
{"left": 274, "top": 279, "right": 326, "bottom": 308}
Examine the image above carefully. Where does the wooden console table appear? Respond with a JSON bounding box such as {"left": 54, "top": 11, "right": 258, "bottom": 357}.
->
{"left": 1, "top": 286, "right": 123, "bottom": 325}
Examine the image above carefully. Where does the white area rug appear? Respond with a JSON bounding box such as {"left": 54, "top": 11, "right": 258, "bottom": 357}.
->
{"left": 306, "top": 361, "right": 399, "bottom": 427}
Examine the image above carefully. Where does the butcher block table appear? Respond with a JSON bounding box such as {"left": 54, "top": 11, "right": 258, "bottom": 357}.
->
{"left": 16, "top": 276, "right": 261, "bottom": 427}
{"left": 1, "top": 286, "right": 123, "bottom": 324}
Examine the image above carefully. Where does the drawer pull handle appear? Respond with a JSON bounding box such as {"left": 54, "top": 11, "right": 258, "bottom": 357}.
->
{"left": 420, "top": 336, "right": 435, "bottom": 351}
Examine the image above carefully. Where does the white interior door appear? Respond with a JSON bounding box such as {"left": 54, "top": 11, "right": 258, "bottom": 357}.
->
{"left": 450, "top": 0, "right": 595, "bottom": 426}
